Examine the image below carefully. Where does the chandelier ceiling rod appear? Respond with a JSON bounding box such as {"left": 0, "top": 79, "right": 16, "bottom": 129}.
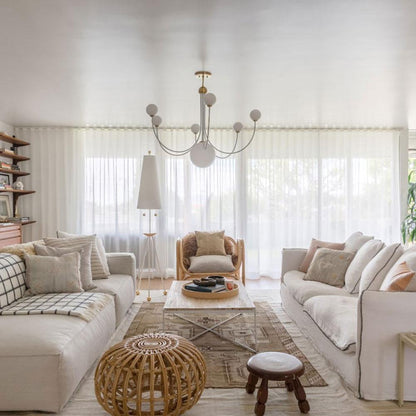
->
{"left": 145, "top": 70, "right": 261, "bottom": 167}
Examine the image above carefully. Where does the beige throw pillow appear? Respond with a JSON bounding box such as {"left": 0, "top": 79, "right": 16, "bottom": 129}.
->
{"left": 24, "top": 252, "right": 83, "bottom": 295}
{"left": 359, "top": 243, "right": 404, "bottom": 294}
{"left": 34, "top": 243, "right": 96, "bottom": 291}
{"left": 188, "top": 255, "right": 235, "bottom": 273}
{"left": 195, "top": 230, "right": 226, "bottom": 256}
{"left": 57, "top": 231, "right": 110, "bottom": 276}
{"left": 0, "top": 240, "right": 44, "bottom": 259}
{"left": 299, "top": 239, "right": 345, "bottom": 273}
{"left": 45, "top": 235, "right": 109, "bottom": 279}
{"left": 344, "top": 239, "right": 385, "bottom": 294}
{"left": 304, "top": 248, "right": 355, "bottom": 288}
{"left": 344, "top": 232, "right": 374, "bottom": 253}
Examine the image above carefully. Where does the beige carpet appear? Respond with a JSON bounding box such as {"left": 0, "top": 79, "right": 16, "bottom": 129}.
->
{"left": 5, "top": 289, "right": 416, "bottom": 416}
{"left": 124, "top": 301, "right": 327, "bottom": 388}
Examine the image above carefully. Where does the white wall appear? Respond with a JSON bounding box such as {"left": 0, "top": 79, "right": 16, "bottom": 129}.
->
{"left": 0, "top": 120, "right": 14, "bottom": 136}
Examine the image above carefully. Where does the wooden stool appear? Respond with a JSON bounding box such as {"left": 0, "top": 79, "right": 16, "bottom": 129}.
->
{"left": 246, "top": 352, "right": 310, "bottom": 415}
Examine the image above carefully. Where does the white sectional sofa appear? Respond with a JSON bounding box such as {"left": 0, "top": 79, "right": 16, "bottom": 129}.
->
{"left": 280, "top": 239, "right": 416, "bottom": 402}
{"left": 0, "top": 251, "right": 136, "bottom": 413}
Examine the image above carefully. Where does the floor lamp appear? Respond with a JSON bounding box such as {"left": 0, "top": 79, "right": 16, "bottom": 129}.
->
{"left": 136, "top": 152, "right": 167, "bottom": 301}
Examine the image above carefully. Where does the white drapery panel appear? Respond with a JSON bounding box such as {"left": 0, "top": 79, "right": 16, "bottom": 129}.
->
{"left": 16, "top": 127, "right": 401, "bottom": 278}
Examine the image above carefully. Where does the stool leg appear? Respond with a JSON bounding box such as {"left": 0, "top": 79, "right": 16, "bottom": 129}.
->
{"left": 254, "top": 378, "right": 268, "bottom": 416}
{"left": 293, "top": 377, "right": 310, "bottom": 414}
{"left": 285, "top": 376, "right": 294, "bottom": 392}
{"left": 246, "top": 373, "right": 259, "bottom": 394}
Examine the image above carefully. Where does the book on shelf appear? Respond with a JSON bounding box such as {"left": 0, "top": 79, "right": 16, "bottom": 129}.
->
{"left": 0, "top": 148, "right": 15, "bottom": 155}
{"left": 0, "top": 162, "right": 11, "bottom": 170}
{"left": 184, "top": 283, "right": 226, "bottom": 293}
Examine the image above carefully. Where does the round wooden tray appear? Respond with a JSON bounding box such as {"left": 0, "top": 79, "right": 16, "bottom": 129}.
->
{"left": 182, "top": 283, "right": 239, "bottom": 299}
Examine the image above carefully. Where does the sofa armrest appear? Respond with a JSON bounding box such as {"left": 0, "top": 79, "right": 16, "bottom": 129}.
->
{"left": 106, "top": 253, "right": 136, "bottom": 280}
{"left": 281, "top": 248, "right": 307, "bottom": 280}
{"left": 357, "top": 290, "right": 416, "bottom": 400}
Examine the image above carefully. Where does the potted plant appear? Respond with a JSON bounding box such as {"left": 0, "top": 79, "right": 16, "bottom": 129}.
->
{"left": 401, "top": 170, "right": 416, "bottom": 244}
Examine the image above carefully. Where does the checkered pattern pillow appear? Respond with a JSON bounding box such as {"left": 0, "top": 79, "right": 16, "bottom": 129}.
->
{"left": 0, "top": 253, "right": 26, "bottom": 308}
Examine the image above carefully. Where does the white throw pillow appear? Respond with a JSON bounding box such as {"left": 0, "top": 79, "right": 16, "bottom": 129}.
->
{"left": 380, "top": 246, "right": 416, "bottom": 292}
{"left": 359, "top": 243, "right": 404, "bottom": 294}
{"left": 24, "top": 252, "right": 83, "bottom": 295}
{"left": 34, "top": 243, "right": 96, "bottom": 291}
{"left": 344, "top": 239, "right": 385, "bottom": 294}
{"left": 188, "top": 255, "right": 235, "bottom": 273}
{"left": 57, "top": 231, "right": 110, "bottom": 276}
{"left": 344, "top": 231, "right": 374, "bottom": 253}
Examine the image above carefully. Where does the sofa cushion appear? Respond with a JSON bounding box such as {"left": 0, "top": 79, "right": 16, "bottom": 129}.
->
{"left": 24, "top": 252, "right": 83, "bottom": 295}
{"left": 0, "top": 253, "right": 26, "bottom": 308}
{"left": 304, "top": 248, "right": 354, "bottom": 287}
{"left": 299, "top": 238, "right": 345, "bottom": 273}
{"left": 344, "top": 231, "right": 373, "bottom": 253}
{"left": 283, "top": 270, "right": 355, "bottom": 305}
{"left": 45, "top": 235, "right": 109, "bottom": 280}
{"left": 381, "top": 246, "right": 416, "bottom": 292}
{"left": 57, "top": 231, "right": 111, "bottom": 276}
{"left": 34, "top": 242, "right": 96, "bottom": 291}
{"left": 303, "top": 295, "right": 357, "bottom": 352}
{"left": 380, "top": 261, "right": 416, "bottom": 292}
{"left": 359, "top": 243, "right": 404, "bottom": 293}
{"left": 344, "top": 239, "right": 385, "bottom": 294}
{"left": 91, "top": 274, "right": 135, "bottom": 327}
{"left": 188, "top": 254, "right": 235, "bottom": 273}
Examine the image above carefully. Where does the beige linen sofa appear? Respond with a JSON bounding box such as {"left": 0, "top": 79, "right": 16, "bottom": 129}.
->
{"left": 280, "top": 236, "right": 416, "bottom": 402}
{"left": 0, "top": 251, "right": 136, "bottom": 413}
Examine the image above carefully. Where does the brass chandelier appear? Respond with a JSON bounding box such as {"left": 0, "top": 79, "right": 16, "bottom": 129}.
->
{"left": 145, "top": 71, "right": 261, "bottom": 167}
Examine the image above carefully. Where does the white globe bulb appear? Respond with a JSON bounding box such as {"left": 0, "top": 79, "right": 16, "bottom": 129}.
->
{"left": 250, "top": 109, "right": 261, "bottom": 122}
{"left": 190, "top": 142, "right": 216, "bottom": 168}
{"left": 233, "top": 122, "right": 243, "bottom": 133}
{"left": 152, "top": 115, "right": 162, "bottom": 127}
{"left": 204, "top": 93, "right": 216, "bottom": 107}
{"left": 191, "top": 123, "right": 200, "bottom": 134}
{"left": 146, "top": 104, "right": 158, "bottom": 117}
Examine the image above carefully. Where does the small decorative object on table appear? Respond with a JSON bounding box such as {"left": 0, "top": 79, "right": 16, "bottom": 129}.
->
{"left": 95, "top": 333, "right": 206, "bottom": 416}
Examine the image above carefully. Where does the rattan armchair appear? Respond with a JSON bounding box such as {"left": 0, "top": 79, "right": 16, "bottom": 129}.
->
{"left": 176, "top": 232, "right": 245, "bottom": 285}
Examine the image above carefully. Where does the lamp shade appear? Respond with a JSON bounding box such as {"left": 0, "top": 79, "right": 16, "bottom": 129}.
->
{"left": 137, "top": 154, "right": 162, "bottom": 209}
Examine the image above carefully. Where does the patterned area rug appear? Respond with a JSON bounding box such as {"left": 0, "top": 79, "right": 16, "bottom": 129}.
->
{"left": 124, "top": 301, "right": 327, "bottom": 388}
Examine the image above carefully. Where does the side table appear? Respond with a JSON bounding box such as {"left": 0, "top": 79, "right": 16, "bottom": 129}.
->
{"left": 398, "top": 332, "right": 416, "bottom": 407}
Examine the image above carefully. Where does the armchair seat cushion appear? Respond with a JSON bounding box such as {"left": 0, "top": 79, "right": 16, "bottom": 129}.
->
{"left": 188, "top": 255, "right": 235, "bottom": 273}
{"left": 303, "top": 295, "right": 357, "bottom": 352}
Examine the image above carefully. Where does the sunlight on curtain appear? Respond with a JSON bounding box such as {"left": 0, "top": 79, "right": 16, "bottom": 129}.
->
{"left": 16, "top": 127, "right": 401, "bottom": 278}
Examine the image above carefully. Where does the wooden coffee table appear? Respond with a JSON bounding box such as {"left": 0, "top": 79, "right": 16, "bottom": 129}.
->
{"left": 163, "top": 280, "right": 257, "bottom": 352}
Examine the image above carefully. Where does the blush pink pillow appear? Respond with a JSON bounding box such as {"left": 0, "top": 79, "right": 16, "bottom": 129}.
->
{"left": 299, "top": 238, "right": 345, "bottom": 273}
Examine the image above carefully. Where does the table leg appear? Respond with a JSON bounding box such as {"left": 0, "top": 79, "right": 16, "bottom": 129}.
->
{"left": 255, "top": 378, "right": 268, "bottom": 416}
{"left": 398, "top": 336, "right": 404, "bottom": 407}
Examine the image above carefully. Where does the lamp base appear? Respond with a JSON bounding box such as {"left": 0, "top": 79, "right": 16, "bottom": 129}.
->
{"left": 137, "top": 232, "right": 167, "bottom": 301}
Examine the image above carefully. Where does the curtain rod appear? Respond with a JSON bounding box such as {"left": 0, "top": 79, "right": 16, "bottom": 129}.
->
{"left": 15, "top": 125, "right": 404, "bottom": 132}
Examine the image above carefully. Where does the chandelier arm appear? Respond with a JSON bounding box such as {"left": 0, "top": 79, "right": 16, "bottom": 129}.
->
{"left": 209, "top": 133, "right": 239, "bottom": 155}
{"left": 216, "top": 122, "right": 258, "bottom": 155}
{"left": 152, "top": 126, "right": 198, "bottom": 154}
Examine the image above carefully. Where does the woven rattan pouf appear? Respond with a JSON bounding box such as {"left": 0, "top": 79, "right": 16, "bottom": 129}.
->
{"left": 94, "top": 333, "right": 207, "bottom": 416}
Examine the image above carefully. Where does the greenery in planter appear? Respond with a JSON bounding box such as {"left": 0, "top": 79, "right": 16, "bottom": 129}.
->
{"left": 401, "top": 170, "right": 416, "bottom": 243}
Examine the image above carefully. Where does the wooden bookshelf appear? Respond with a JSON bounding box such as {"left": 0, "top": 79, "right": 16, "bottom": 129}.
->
{"left": 0, "top": 132, "right": 30, "bottom": 147}
{"left": 0, "top": 167, "right": 30, "bottom": 177}
{"left": 0, "top": 132, "right": 34, "bottom": 231}
{"left": 0, "top": 151, "right": 30, "bottom": 162}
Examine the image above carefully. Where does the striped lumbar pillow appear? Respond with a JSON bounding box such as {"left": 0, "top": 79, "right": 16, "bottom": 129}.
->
{"left": 44, "top": 235, "right": 109, "bottom": 280}
{"left": 380, "top": 261, "right": 415, "bottom": 292}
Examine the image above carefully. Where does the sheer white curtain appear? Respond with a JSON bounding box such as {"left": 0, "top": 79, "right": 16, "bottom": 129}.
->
{"left": 16, "top": 127, "right": 401, "bottom": 278}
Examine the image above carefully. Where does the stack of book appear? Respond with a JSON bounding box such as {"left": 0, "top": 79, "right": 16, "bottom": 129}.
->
{"left": 184, "top": 283, "right": 226, "bottom": 293}
{"left": 0, "top": 162, "right": 11, "bottom": 170}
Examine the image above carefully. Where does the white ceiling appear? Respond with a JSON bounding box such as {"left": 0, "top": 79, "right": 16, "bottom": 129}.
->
{"left": 0, "top": 0, "right": 415, "bottom": 128}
